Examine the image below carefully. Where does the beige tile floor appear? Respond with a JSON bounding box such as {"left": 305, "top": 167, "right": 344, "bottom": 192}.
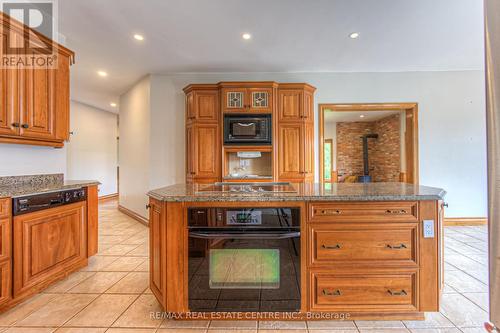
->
{"left": 0, "top": 200, "right": 490, "bottom": 332}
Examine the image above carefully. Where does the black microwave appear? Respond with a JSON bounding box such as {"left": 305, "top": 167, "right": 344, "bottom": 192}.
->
{"left": 223, "top": 114, "right": 272, "bottom": 145}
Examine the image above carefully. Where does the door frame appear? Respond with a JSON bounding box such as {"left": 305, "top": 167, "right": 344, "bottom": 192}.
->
{"left": 318, "top": 103, "right": 419, "bottom": 184}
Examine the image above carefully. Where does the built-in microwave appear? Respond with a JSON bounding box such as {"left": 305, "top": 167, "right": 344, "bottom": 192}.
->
{"left": 223, "top": 114, "right": 272, "bottom": 145}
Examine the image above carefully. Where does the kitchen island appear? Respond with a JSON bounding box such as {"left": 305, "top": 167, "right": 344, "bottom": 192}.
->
{"left": 147, "top": 182, "right": 446, "bottom": 320}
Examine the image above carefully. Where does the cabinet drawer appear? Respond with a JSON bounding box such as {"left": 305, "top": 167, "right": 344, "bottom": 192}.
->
{"left": 309, "top": 202, "right": 418, "bottom": 223}
{"left": 310, "top": 270, "right": 418, "bottom": 312}
{"left": 310, "top": 224, "right": 418, "bottom": 266}
{"left": 0, "top": 199, "right": 10, "bottom": 219}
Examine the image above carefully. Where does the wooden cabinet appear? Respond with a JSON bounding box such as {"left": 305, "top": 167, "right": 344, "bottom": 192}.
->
{"left": 277, "top": 84, "right": 316, "bottom": 182}
{"left": 0, "top": 198, "right": 11, "bottom": 307}
{"left": 222, "top": 86, "right": 273, "bottom": 113}
{"left": 184, "top": 86, "right": 221, "bottom": 183}
{"left": 149, "top": 198, "right": 166, "bottom": 308}
{"left": 13, "top": 201, "right": 87, "bottom": 298}
{"left": 0, "top": 13, "right": 74, "bottom": 148}
{"left": 86, "top": 185, "right": 99, "bottom": 257}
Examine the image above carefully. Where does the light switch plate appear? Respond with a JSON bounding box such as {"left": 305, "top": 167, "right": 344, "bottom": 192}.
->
{"left": 423, "top": 220, "right": 435, "bottom": 238}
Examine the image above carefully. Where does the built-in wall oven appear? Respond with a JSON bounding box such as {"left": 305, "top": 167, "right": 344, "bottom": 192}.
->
{"left": 188, "top": 207, "right": 300, "bottom": 312}
{"left": 223, "top": 114, "right": 272, "bottom": 145}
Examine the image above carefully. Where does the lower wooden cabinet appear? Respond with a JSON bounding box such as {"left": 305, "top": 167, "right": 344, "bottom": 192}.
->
{"left": 0, "top": 260, "right": 11, "bottom": 306}
{"left": 149, "top": 198, "right": 166, "bottom": 308}
{"left": 13, "top": 201, "right": 87, "bottom": 298}
{"left": 310, "top": 270, "right": 418, "bottom": 312}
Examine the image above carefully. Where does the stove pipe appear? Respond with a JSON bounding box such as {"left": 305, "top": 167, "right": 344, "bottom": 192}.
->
{"left": 359, "top": 133, "right": 379, "bottom": 183}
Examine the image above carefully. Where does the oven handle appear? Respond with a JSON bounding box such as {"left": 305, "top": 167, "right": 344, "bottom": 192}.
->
{"left": 188, "top": 231, "right": 300, "bottom": 240}
{"left": 236, "top": 122, "right": 255, "bottom": 127}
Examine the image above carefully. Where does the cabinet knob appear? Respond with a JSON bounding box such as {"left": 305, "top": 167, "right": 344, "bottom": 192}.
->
{"left": 11, "top": 122, "right": 20, "bottom": 128}
{"left": 386, "top": 244, "right": 407, "bottom": 249}
{"left": 322, "top": 244, "right": 341, "bottom": 250}
{"left": 387, "top": 289, "right": 407, "bottom": 296}
{"left": 21, "top": 124, "right": 29, "bottom": 129}
{"left": 146, "top": 204, "right": 151, "bottom": 210}
{"left": 322, "top": 289, "right": 342, "bottom": 296}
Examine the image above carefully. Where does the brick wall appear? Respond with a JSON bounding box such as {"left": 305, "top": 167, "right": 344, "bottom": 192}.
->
{"left": 336, "top": 114, "right": 401, "bottom": 182}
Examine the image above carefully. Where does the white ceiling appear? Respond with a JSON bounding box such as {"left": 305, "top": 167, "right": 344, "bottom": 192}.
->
{"left": 58, "top": 0, "right": 485, "bottom": 112}
{"left": 324, "top": 110, "right": 401, "bottom": 123}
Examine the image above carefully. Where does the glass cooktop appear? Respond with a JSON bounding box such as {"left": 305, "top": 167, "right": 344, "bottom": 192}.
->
{"left": 197, "top": 182, "right": 297, "bottom": 194}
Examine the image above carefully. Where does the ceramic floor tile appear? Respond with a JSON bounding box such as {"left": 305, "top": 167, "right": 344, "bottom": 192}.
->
{"left": 258, "top": 330, "right": 305, "bottom": 333}
{"left": 404, "top": 312, "right": 455, "bottom": 328}
{"left": 111, "top": 294, "right": 163, "bottom": 328}
{"left": 439, "top": 293, "right": 489, "bottom": 327}
{"left": 55, "top": 328, "right": 107, "bottom": 332}
{"left": 358, "top": 330, "right": 409, "bottom": 333}
{"left": 408, "top": 330, "right": 461, "bottom": 333}
{"left": 462, "top": 292, "right": 489, "bottom": 311}
{"left": 99, "top": 244, "right": 139, "bottom": 256}
{"left": 65, "top": 294, "right": 138, "bottom": 327}
{"left": 307, "top": 321, "right": 357, "bottom": 329}
{"left": 444, "top": 270, "right": 488, "bottom": 292}
{"left": 68, "top": 272, "right": 128, "bottom": 293}
{"left": 209, "top": 321, "right": 258, "bottom": 329}
{"left": 258, "top": 321, "right": 307, "bottom": 329}
{"left": 355, "top": 321, "right": 406, "bottom": 328}
{"left": 3, "top": 328, "right": 57, "bottom": 333}
{"left": 305, "top": 330, "right": 359, "bottom": 333}
{"left": 100, "top": 257, "right": 147, "bottom": 272}
{"left": 125, "top": 244, "right": 149, "bottom": 257}
{"left": 0, "top": 293, "right": 58, "bottom": 326}
{"left": 80, "top": 256, "right": 121, "bottom": 272}
{"left": 15, "top": 294, "right": 98, "bottom": 327}
{"left": 43, "top": 272, "right": 96, "bottom": 293}
{"left": 105, "top": 329, "right": 157, "bottom": 333}
{"left": 134, "top": 260, "right": 149, "bottom": 272}
{"left": 161, "top": 320, "right": 210, "bottom": 328}
{"left": 105, "top": 272, "right": 149, "bottom": 294}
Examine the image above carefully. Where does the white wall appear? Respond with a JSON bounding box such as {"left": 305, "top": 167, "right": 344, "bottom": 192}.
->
{"left": 0, "top": 144, "right": 66, "bottom": 177}
{"left": 66, "top": 101, "right": 118, "bottom": 196}
{"left": 118, "top": 76, "right": 151, "bottom": 219}
{"left": 118, "top": 71, "right": 487, "bottom": 218}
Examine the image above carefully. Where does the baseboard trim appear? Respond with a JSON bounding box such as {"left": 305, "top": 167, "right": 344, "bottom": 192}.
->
{"left": 444, "top": 217, "right": 487, "bottom": 226}
{"left": 99, "top": 193, "right": 118, "bottom": 202}
{"left": 118, "top": 204, "right": 149, "bottom": 226}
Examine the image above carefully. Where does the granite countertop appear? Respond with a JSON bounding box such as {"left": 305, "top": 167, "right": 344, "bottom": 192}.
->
{"left": 0, "top": 174, "right": 100, "bottom": 198}
{"left": 147, "top": 182, "right": 446, "bottom": 202}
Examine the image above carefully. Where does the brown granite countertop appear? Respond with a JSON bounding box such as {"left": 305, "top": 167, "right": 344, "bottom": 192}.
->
{"left": 0, "top": 174, "right": 100, "bottom": 198}
{"left": 147, "top": 182, "right": 446, "bottom": 202}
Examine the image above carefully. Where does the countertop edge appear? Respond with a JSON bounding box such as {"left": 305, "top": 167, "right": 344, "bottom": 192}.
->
{"left": 0, "top": 180, "right": 101, "bottom": 198}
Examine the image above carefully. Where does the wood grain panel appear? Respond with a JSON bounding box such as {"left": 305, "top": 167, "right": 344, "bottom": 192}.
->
{"left": 0, "top": 218, "right": 11, "bottom": 262}
{"left": 309, "top": 202, "right": 419, "bottom": 223}
{"left": 418, "top": 200, "right": 440, "bottom": 311}
{"left": 310, "top": 270, "right": 418, "bottom": 312}
{"left": 195, "top": 90, "right": 218, "bottom": 121}
{"left": 13, "top": 202, "right": 87, "bottom": 297}
{"left": 196, "top": 124, "right": 219, "bottom": 176}
{"left": 86, "top": 185, "right": 98, "bottom": 257}
{"left": 54, "top": 54, "right": 70, "bottom": 141}
{"left": 278, "top": 89, "right": 302, "bottom": 121}
{"left": 149, "top": 198, "right": 166, "bottom": 308}
{"left": 0, "top": 198, "right": 10, "bottom": 219}
{"left": 278, "top": 123, "right": 303, "bottom": 180}
{"left": 0, "top": 260, "right": 11, "bottom": 306}
{"left": 309, "top": 223, "right": 418, "bottom": 267}
{"left": 0, "top": 31, "right": 20, "bottom": 137}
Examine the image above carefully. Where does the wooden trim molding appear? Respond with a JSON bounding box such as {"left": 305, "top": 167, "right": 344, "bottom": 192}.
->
{"left": 98, "top": 193, "right": 118, "bottom": 202}
{"left": 444, "top": 217, "right": 488, "bottom": 226}
{"left": 318, "top": 103, "right": 419, "bottom": 184}
{"left": 118, "top": 205, "right": 149, "bottom": 226}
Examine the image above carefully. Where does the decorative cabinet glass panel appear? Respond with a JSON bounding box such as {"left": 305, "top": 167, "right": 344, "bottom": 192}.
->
{"left": 223, "top": 88, "right": 273, "bottom": 113}
{"left": 228, "top": 92, "right": 244, "bottom": 108}
{"left": 252, "top": 91, "right": 268, "bottom": 108}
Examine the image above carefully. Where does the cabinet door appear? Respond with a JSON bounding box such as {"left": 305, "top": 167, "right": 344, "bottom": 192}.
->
{"left": 222, "top": 88, "right": 247, "bottom": 113}
{"left": 195, "top": 90, "right": 218, "bottom": 121}
{"left": 278, "top": 89, "right": 303, "bottom": 122}
{"left": 0, "top": 260, "right": 11, "bottom": 307}
{"left": 303, "top": 90, "right": 314, "bottom": 121}
{"left": 248, "top": 88, "right": 272, "bottom": 113}
{"left": 0, "top": 32, "right": 20, "bottom": 136}
{"left": 20, "top": 64, "right": 56, "bottom": 140}
{"left": 149, "top": 198, "right": 166, "bottom": 308}
{"left": 304, "top": 121, "right": 315, "bottom": 181}
{"left": 278, "top": 123, "right": 304, "bottom": 181}
{"left": 53, "top": 53, "right": 70, "bottom": 141}
{"left": 194, "top": 124, "right": 220, "bottom": 178}
{"left": 0, "top": 218, "right": 11, "bottom": 262}
{"left": 186, "top": 124, "right": 195, "bottom": 182}
{"left": 13, "top": 202, "right": 87, "bottom": 297}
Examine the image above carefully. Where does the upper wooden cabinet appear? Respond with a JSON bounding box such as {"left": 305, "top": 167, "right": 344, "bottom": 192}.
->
{"left": 183, "top": 81, "right": 315, "bottom": 184}
{"left": 221, "top": 82, "right": 276, "bottom": 113}
{"left": 0, "top": 13, "right": 74, "bottom": 148}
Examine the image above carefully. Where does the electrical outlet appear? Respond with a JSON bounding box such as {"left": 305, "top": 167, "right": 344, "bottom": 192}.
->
{"left": 423, "top": 220, "right": 435, "bottom": 238}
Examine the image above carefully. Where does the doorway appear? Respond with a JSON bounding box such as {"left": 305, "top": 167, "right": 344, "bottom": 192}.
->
{"left": 319, "top": 103, "right": 419, "bottom": 184}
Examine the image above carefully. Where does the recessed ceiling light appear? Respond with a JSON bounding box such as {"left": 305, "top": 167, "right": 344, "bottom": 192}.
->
{"left": 110, "top": 102, "right": 117, "bottom": 107}
{"left": 97, "top": 70, "right": 108, "bottom": 77}
{"left": 349, "top": 32, "right": 360, "bottom": 39}
{"left": 133, "top": 34, "right": 144, "bottom": 41}
{"left": 242, "top": 33, "right": 251, "bottom": 40}
{"left": 359, "top": 115, "right": 365, "bottom": 118}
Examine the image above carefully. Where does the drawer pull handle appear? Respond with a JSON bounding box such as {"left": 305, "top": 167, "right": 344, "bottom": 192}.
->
{"left": 388, "top": 289, "right": 407, "bottom": 296}
{"left": 385, "top": 209, "right": 408, "bottom": 214}
{"left": 386, "top": 244, "right": 407, "bottom": 249}
{"left": 322, "top": 244, "right": 341, "bottom": 250}
{"left": 318, "top": 209, "right": 341, "bottom": 215}
{"left": 322, "top": 289, "right": 342, "bottom": 296}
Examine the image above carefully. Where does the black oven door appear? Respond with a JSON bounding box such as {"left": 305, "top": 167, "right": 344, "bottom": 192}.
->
{"left": 224, "top": 115, "right": 271, "bottom": 145}
{"left": 188, "top": 228, "right": 300, "bottom": 312}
